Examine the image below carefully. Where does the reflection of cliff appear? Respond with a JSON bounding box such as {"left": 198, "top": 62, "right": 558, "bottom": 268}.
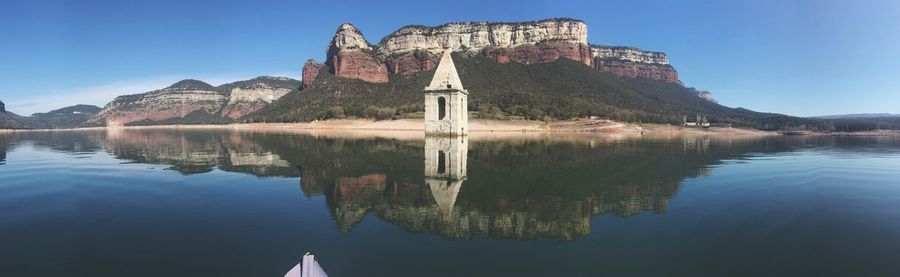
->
{"left": 102, "top": 130, "right": 297, "bottom": 176}
{"left": 0, "top": 134, "right": 6, "bottom": 165}
{"left": 5, "top": 129, "right": 866, "bottom": 241}
{"left": 306, "top": 137, "right": 707, "bottom": 241}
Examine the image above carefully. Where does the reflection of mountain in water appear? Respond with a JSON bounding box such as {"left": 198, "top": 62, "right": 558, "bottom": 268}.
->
{"left": 6, "top": 130, "right": 890, "bottom": 240}
{"left": 103, "top": 130, "right": 300, "bottom": 176}
{"left": 0, "top": 135, "right": 6, "bottom": 165}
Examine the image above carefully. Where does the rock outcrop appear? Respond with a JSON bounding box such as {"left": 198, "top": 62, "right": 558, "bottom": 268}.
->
{"left": 591, "top": 45, "right": 679, "bottom": 82}
{"left": 85, "top": 77, "right": 300, "bottom": 127}
{"left": 302, "top": 59, "right": 323, "bottom": 88}
{"left": 483, "top": 41, "right": 592, "bottom": 66}
{"left": 0, "top": 100, "right": 5, "bottom": 113}
{"left": 89, "top": 80, "right": 227, "bottom": 127}
{"left": 696, "top": 90, "right": 717, "bottom": 103}
{"left": 317, "top": 19, "right": 680, "bottom": 83}
{"left": 385, "top": 50, "right": 436, "bottom": 76}
{"left": 325, "top": 24, "right": 388, "bottom": 83}
{"left": 594, "top": 59, "right": 679, "bottom": 82}
{"left": 376, "top": 19, "right": 589, "bottom": 57}
{"left": 218, "top": 77, "right": 299, "bottom": 118}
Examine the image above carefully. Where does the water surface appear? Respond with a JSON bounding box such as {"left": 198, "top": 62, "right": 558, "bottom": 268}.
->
{"left": 2, "top": 130, "right": 900, "bottom": 276}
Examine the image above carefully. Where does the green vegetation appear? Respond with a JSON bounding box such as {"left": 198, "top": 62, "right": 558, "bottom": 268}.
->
{"left": 246, "top": 54, "right": 773, "bottom": 128}
{"left": 246, "top": 55, "right": 896, "bottom": 132}
{"left": 125, "top": 110, "right": 232, "bottom": 126}
{"left": 217, "top": 76, "right": 302, "bottom": 95}
{"left": 0, "top": 104, "right": 101, "bottom": 129}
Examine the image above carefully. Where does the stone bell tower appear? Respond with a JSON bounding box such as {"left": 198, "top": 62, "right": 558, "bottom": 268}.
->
{"left": 425, "top": 50, "right": 468, "bottom": 135}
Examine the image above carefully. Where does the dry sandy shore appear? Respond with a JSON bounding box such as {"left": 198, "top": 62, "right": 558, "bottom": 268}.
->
{"left": 0, "top": 118, "right": 780, "bottom": 140}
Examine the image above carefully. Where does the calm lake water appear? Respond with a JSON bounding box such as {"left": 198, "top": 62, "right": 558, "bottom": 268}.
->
{"left": 2, "top": 130, "right": 900, "bottom": 276}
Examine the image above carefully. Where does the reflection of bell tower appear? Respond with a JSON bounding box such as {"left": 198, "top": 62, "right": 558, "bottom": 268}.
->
{"left": 424, "top": 136, "right": 468, "bottom": 218}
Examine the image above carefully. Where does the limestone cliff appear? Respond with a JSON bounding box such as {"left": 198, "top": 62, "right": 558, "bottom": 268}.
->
{"left": 376, "top": 19, "right": 589, "bottom": 57}
{"left": 88, "top": 80, "right": 227, "bottom": 127}
{"left": 312, "top": 18, "right": 680, "bottom": 84}
{"left": 218, "top": 77, "right": 300, "bottom": 118}
{"left": 325, "top": 24, "right": 389, "bottom": 83}
{"left": 591, "top": 45, "right": 679, "bottom": 83}
{"left": 85, "top": 77, "right": 300, "bottom": 127}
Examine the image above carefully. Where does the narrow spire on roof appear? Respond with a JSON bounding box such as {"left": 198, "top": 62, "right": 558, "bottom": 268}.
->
{"left": 426, "top": 50, "right": 465, "bottom": 91}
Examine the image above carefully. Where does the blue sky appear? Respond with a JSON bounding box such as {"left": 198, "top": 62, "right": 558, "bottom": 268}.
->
{"left": 1, "top": 0, "right": 898, "bottom": 116}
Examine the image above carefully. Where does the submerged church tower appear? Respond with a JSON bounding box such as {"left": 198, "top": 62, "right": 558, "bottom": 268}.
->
{"left": 425, "top": 50, "right": 468, "bottom": 135}
{"left": 424, "top": 136, "right": 468, "bottom": 219}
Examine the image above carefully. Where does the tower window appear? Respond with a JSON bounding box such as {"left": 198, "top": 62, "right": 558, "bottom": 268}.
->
{"left": 438, "top": 97, "right": 446, "bottom": 120}
{"left": 437, "top": 151, "right": 446, "bottom": 174}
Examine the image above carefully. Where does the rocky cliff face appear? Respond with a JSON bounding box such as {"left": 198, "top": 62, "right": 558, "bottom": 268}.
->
{"left": 483, "top": 41, "right": 592, "bottom": 66}
{"left": 85, "top": 77, "right": 300, "bottom": 127}
{"left": 90, "top": 80, "right": 227, "bottom": 127}
{"left": 310, "top": 19, "right": 680, "bottom": 85}
{"left": 326, "top": 24, "right": 388, "bottom": 83}
{"left": 218, "top": 77, "right": 299, "bottom": 118}
{"left": 591, "top": 45, "right": 679, "bottom": 82}
{"left": 0, "top": 100, "right": 5, "bottom": 113}
{"left": 385, "top": 50, "right": 435, "bottom": 76}
{"left": 302, "top": 59, "right": 323, "bottom": 88}
{"left": 376, "top": 19, "right": 588, "bottom": 57}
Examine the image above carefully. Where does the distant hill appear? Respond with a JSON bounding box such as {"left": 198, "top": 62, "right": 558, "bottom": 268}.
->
{"left": 82, "top": 76, "right": 301, "bottom": 127}
{"left": 0, "top": 100, "right": 26, "bottom": 129}
{"left": 0, "top": 103, "right": 101, "bottom": 129}
{"left": 811, "top": 113, "right": 899, "bottom": 119}
{"left": 29, "top": 105, "right": 102, "bottom": 129}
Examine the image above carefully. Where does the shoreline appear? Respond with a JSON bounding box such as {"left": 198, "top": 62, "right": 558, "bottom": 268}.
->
{"left": 0, "top": 118, "right": 778, "bottom": 136}
{"left": 10, "top": 118, "right": 897, "bottom": 137}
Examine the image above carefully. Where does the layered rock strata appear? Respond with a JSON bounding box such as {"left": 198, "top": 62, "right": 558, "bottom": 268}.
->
{"left": 86, "top": 77, "right": 300, "bottom": 127}
{"left": 310, "top": 19, "right": 680, "bottom": 85}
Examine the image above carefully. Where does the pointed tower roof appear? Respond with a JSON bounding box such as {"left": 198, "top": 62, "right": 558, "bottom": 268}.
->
{"left": 427, "top": 179, "right": 463, "bottom": 218}
{"left": 426, "top": 50, "right": 465, "bottom": 92}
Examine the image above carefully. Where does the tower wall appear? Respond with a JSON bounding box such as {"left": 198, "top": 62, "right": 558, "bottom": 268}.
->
{"left": 425, "top": 90, "right": 468, "bottom": 135}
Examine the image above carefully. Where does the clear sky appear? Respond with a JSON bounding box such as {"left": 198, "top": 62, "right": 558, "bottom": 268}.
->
{"left": 1, "top": 0, "right": 898, "bottom": 116}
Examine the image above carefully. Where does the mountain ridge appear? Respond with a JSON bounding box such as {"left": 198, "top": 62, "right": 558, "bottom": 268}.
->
{"left": 0, "top": 104, "right": 102, "bottom": 129}
{"left": 82, "top": 76, "right": 301, "bottom": 127}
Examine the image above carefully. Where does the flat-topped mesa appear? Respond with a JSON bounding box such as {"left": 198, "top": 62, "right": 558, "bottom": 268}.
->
{"left": 318, "top": 18, "right": 680, "bottom": 83}
{"left": 591, "top": 45, "right": 679, "bottom": 83}
{"left": 378, "top": 19, "right": 592, "bottom": 73}
{"left": 376, "top": 19, "right": 589, "bottom": 57}
{"left": 326, "top": 23, "right": 389, "bottom": 83}
{"left": 591, "top": 46, "right": 669, "bottom": 65}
